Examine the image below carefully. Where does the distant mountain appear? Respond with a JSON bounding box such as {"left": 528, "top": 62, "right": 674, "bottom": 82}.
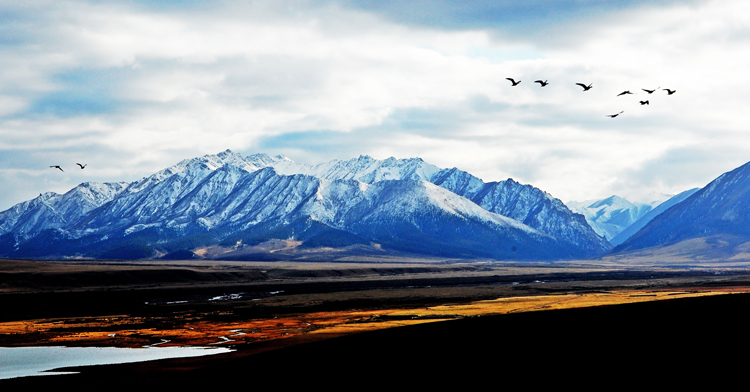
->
{"left": 612, "top": 160, "right": 750, "bottom": 257}
{"left": 0, "top": 150, "right": 610, "bottom": 260}
{"left": 566, "top": 196, "right": 667, "bottom": 241}
{"left": 609, "top": 188, "right": 700, "bottom": 246}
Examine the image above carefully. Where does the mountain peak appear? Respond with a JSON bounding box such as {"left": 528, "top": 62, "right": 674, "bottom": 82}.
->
{"left": 274, "top": 154, "right": 293, "bottom": 161}
{"left": 567, "top": 195, "right": 658, "bottom": 241}
{"left": 589, "top": 195, "right": 633, "bottom": 209}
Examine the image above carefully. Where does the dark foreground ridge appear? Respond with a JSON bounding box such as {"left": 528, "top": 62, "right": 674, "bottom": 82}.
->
{"left": 5, "top": 293, "right": 749, "bottom": 389}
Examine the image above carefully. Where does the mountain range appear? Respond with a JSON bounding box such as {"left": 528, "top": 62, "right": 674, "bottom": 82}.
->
{"left": 0, "top": 150, "right": 611, "bottom": 261}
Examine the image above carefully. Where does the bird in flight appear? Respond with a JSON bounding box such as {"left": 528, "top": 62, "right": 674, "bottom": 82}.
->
{"left": 76, "top": 163, "right": 87, "bottom": 169}
{"left": 617, "top": 91, "right": 633, "bottom": 96}
{"left": 50, "top": 165, "right": 64, "bottom": 172}
{"left": 663, "top": 89, "right": 676, "bottom": 95}
{"left": 606, "top": 111, "right": 624, "bottom": 118}
{"left": 642, "top": 87, "right": 659, "bottom": 94}
{"left": 640, "top": 100, "right": 649, "bottom": 105}
{"left": 534, "top": 80, "right": 549, "bottom": 87}
{"left": 575, "top": 83, "right": 593, "bottom": 91}
{"left": 506, "top": 78, "right": 521, "bottom": 86}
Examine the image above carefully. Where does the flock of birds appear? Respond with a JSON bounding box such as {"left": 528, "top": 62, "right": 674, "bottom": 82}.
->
{"left": 48, "top": 80, "right": 676, "bottom": 173}
{"left": 505, "top": 78, "right": 676, "bottom": 118}
{"left": 49, "top": 163, "right": 86, "bottom": 172}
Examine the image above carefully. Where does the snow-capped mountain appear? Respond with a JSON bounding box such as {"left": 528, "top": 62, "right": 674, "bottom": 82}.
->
{"left": 0, "top": 182, "right": 128, "bottom": 239}
{"left": 0, "top": 150, "right": 610, "bottom": 260}
{"left": 566, "top": 196, "right": 667, "bottom": 241}
{"left": 249, "top": 153, "right": 610, "bottom": 255}
{"left": 613, "top": 160, "right": 750, "bottom": 254}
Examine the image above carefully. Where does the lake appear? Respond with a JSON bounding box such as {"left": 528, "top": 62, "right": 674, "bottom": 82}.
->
{"left": 0, "top": 345, "right": 233, "bottom": 380}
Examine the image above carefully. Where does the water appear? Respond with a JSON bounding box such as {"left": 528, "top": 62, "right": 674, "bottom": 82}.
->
{"left": 0, "top": 345, "right": 233, "bottom": 380}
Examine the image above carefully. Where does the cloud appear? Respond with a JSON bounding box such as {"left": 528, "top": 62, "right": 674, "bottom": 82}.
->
{"left": 333, "top": 0, "right": 711, "bottom": 47}
{"left": 1, "top": 0, "right": 750, "bottom": 211}
{"left": 615, "top": 144, "right": 750, "bottom": 198}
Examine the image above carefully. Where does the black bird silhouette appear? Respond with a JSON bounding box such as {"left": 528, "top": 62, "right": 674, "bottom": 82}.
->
{"left": 640, "top": 100, "right": 649, "bottom": 105}
{"left": 534, "top": 80, "right": 549, "bottom": 87}
{"left": 50, "top": 165, "right": 64, "bottom": 172}
{"left": 506, "top": 78, "right": 521, "bottom": 86}
{"left": 76, "top": 163, "right": 87, "bottom": 169}
{"left": 642, "top": 87, "right": 659, "bottom": 94}
{"left": 617, "top": 91, "right": 633, "bottom": 96}
{"left": 664, "top": 89, "right": 676, "bottom": 95}
{"left": 606, "top": 111, "right": 624, "bottom": 118}
{"left": 576, "top": 83, "right": 593, "bottom": 91}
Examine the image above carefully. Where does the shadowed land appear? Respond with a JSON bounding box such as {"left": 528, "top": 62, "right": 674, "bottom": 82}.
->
{"left": 2, "top": 258, "right": 750, "bottom": 387}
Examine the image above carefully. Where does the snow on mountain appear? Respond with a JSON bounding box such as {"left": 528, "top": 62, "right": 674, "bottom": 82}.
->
{"left": 0, "top": 150, "right": 609, "bottom": 260}
{"left": 252, "top": 153, "right": 610, "bottom": 255}
{"left": 619, "top": 190, "right": 673, "bottom": 207}
{"left": 247, "top": 153, "right": 442, "bottom": 183}
{"left": 566, "top": 195, "right": 664, "bottom": 241}
{"left": 435, "top": 174, "right": 608, "bottom": 254}
{"left": 339, "top": 179, "right": 548, "bottom": 236}
{"left": 609, "top": 188, "right": 700, "bottom": 246}
{"left": 0, "top": 182, "right": 128, "bottom": 238}
{"left": 244, "top": 153, "right": 297, "bottom": 174}
{"left": 336, "top": 179, "right": 575, "bottom": 260}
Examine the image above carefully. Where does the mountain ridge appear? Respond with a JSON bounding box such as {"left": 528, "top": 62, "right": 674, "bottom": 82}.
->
{"left": 0, "top": 150, "right": 610, "bottom": 260}
{"left": 613, "top": 160, "right": 750, "bottom": 255}
{"left": 250, "top": 152, "right": 609, "bottom": 254}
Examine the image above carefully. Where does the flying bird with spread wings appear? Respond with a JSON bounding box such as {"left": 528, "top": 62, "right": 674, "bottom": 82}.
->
{"left": 663, "top": 89, "right": 676, "bottom": 95}
{"left": 506, "top": 78, "right": 521, "bottom": 86}
{"left": 640, "top": 100, "right": 649, "bottom": 105}
{"left": 617, "top": 91, "right": 633, "bottom": 96}
{"left": 534, "top": 80, "right": 549, "bottom": 87}
{"left": 76, "top": 163, "right": 87, "bottom": 169}
{"left": 606, "top": 111, "right": 624, "bottom": 118}
{"left": 642, "top": 87, "right": 659, "bottom": 94}
{"left": 575, "top": 83, "right": 593, "bottom": 91}
{"left": 50, "top": 165, "right": 64, "bottom": 172}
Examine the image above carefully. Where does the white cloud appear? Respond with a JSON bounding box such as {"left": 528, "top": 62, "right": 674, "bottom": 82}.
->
{"left": 1, "top": 0, "right": 750, "bottom": 211}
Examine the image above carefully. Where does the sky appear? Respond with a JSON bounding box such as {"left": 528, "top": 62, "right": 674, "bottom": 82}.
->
{"left": 2, "top": 0, "right": 750, "bottom": 211}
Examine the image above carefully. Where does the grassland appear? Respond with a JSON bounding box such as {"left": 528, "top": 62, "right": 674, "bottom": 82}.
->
{"left": 3, "top": 257, "right": 750, "bottom": 387}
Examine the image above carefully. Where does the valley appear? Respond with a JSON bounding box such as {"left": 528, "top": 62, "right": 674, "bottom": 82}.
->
{"left": 3, "top": 257, "right": 750, "bottom": 386}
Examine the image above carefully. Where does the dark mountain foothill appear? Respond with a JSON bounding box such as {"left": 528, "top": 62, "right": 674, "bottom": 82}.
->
{"left": 613, "top": 159, "right": 750, "bottom": 260}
